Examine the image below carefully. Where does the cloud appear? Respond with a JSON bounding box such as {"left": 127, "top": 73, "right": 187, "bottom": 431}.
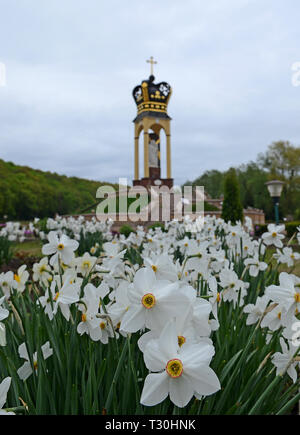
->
{"left": 0, "top": 0, "right": 300, "bottom": 187}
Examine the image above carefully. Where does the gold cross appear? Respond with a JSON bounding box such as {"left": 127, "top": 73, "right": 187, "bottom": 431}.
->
{"left": 146, "top": 56, "right": 157, "bottom": 75}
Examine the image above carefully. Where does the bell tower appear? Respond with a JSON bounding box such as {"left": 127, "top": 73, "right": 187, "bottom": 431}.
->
{"left": 132, "top": 57, "right": 173, "bottom": 189}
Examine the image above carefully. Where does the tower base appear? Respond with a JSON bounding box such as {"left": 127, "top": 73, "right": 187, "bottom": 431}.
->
{"left": 133, "top": 178, "right": 174, "bottom": 190}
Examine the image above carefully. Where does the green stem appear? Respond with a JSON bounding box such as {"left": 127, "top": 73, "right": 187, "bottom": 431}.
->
{"left": 104, "top": 337, "right": 129, "bottom": 413}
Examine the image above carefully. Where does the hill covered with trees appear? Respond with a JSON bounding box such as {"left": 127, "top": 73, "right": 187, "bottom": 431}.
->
{"left": 0, "top": 159, "right": 118, "bottom": 220}
{"left": 184, "top": 141, "right": 300, "bottom": 221}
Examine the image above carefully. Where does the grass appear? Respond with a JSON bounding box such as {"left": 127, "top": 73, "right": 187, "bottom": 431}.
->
{"left": 12, "top": 240, "right": 43, "bottom": 258}
{"left": 279, "top": 260, "right": 300, "bottom": 275}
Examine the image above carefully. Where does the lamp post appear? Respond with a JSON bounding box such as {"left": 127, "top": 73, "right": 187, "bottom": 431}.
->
{"left": 265, "top": 180, "right": 285, "bottom": 225}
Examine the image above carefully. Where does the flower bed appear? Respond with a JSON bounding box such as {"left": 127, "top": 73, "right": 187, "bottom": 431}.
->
{"left": 0, "top": 216, "right": 299, "bottom": 415}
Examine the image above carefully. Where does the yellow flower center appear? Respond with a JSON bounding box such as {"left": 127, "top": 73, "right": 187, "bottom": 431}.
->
{"left": 277, "top": 312, "right": 281, "bottom": 319}
{"left": 100, "top": 322, "right": 106, "bottom": 330}
{"left": 272, "top": 232, "right": 277, "bottom": 238}
{"left": 184, "top": 243, "right": 188, "bottom": 247}
{"left": 14, "top": 274, "right": 21, "bottom": 283}
{"left": 81, "top": 313, "right": 87, "bottom": 322}
{"left": 232, "top": 232, "right": 236, "bottom": 237}
{"left": 83, "top": 261, "right": 91, "bottom": 268}
{"left": 294, "top": 293, "right": 300, "bottom": 303}
{"left": 57, "top": 243, "right": 64, "bottom": 251}
{"left": 216, "top": 292, "right": 221, "bottom": 302}
{"left": 40, "top": 265, "right": 47, "bottom": 273}
{"left": 166, "top": 358, "right": 184, "bottom": 378}
{"left": 141, "top": 293, "right": 156, "bottom": 309}
{"left": 33, "top": 361, "right": 38, "bottom": 370}
{"left": 178, "top": 336, "right": 186, "bottom": 347}
{"left": 54, "top": 292, "right": 59, "bottom": 301}
{"left": 151, "top": 265, "right": 157, "bottom": 273}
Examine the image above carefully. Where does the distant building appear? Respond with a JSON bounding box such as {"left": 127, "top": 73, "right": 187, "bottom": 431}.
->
{"left": 204, "top": 193, "right": 265, "bottom": 225}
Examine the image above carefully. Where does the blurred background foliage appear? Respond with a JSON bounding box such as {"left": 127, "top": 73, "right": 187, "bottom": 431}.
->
{"left": 184, "top": 141, "right": 300, "bottom": 221}
{"left": 0, "top": 159, "right": 118, "bottom": 220}
{"left": 0, "top": 141, "right": 299, "bottom": 222}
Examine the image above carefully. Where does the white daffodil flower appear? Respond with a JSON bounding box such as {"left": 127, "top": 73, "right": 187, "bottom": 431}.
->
{"left": 93, "top": 306, "right": 115, "bottom": 344}
{"left": 12, "top": 265, "right": 29, "bottom": 293}
{"left": 52, "top": 278, "right": 80, "bottom": 321}
{"left": 273, "top": 247, "right": 300, "bottom": 268}
{"left": 107, "top": 280, "right": 131, "bottom": 329}
{"left": 0, "top": 296, "right": 9, "bottom": 322}
{"left": 272, "top": 338, "right": 300, "bottom": 383}
{"left": 0, "top": 377, "right": 14, "bottom": 415}
{"left": 77, "top": 282, "right": 112, "bottom": 341}
{"left": 261, "top": 224, "right": 285, "bottom": 248}
{"left": 191, "top": 297, "right": 213, "bottom": 338}
{"left": 243, "top": 295, "right": 270, "bottom": 325}
{"left": 225, "top": 226, "right": 242, "bottom": 247}
{"left": 143, "top": 253, "right": 178, "bottom": 282}
{"left": 76, "top": 283, "right": 102, "bottom": 335}
{"left": 0, "top": 297, "right": 9, "bottom": 346}
{"left": 0, "top": 271, "right": 14, "bottom": 298}
{"left": 42, "top": 231, "right": 79, "bottom": 266}
{"left": 17, "top": 342, "right": 53, "bottom": 381}
{"left": 138, "top": 299, "right": 196, "bottom": 353}
{"left": 38, "top": 291, "right": 55, "bottom": 321}
{"left": 140, "top": 319, "right": 220, "bottom": 407}
{"left": 208, "top": 286, "right": 222, "bottom": 322}
{"left": 98, "top": 241, "right": 126, "bottom": 276}
{"left": 76, "top": 252, "right": 97, "bottom": 277}
{"left": 260, "top": 304, "right": 288, "bottom": 331}
{"left": 244, "top": 256, "right": 268, "bottom": 277}
{"left": 0, "top": 322, "right": 6, "bottom": 346}
{"left": 120, "top": 268, "right": 190, "bottom": 333}
{"left": 33, "top": 257, "right": 52, "bottom": 285}
{"left": 266, "top": 272, "right": 300, "bottom": 315}
{"left": 239, "top": 235, "right": 256, "bottom": 258}
{"left": 219, "top": 268, "right": 243, "bottom": 306}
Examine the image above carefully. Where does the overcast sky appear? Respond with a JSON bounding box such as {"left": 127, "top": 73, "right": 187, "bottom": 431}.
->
{"left": 1, "top": 0, "right": 300, "bottom": 186}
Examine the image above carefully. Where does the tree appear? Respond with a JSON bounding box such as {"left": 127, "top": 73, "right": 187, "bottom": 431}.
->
{"left": 257, "top": 140, "right": 300, "bottom": 179}
{"left": 186, "top": 170, "right": 224, "bottom": 199}
{"left": 221, "top": 168, "right": 243, "bottom": 224}
{"left": 0, "top": 158, "right": 119, "bottom": 220}
{"left": 257, "top": 141, "right": 300, "bottom": 218}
